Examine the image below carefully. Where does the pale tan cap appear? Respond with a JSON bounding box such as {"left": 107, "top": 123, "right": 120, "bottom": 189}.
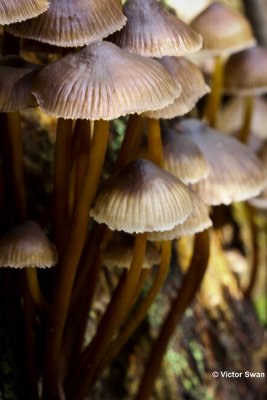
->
{"left": 0, "top": 0, "right": 49, "bottom": 25}
{"left": 7, "top": 0, "right": 126, "bottom": 47}
{"left": 0, "top": 221, "right": 58, "bottom": 268}
{"left": 112, "top": 0, "right": 202, "bottom": 57}
{"left": 32, "top": 41, "right": 181, "bottom": 120}
{"left": 224, "top": 46, "right": 267, "bottom": 95}
{"left": 190, "top": 2, "right": 256, "bottom": 56}
{"left": 176, "top": 119, "right": 266, "bottom": 205}
{"left": 144, "top": 56, "right": 210, "bottom": 119}
{"left": 90, "top": 159, "right": 194, "bottom": 234}
{"left": 0, "top": 55, "right": 40, "bottom": 112}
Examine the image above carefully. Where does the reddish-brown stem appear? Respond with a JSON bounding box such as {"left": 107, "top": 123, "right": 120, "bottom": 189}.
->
{"left": 204, "top": 56, "right": 224, "bottom": 127}
{"left": 136, "top": 230, "right": 210, "bottom": 400}
{"left": 147, "top": 118, "right": 164, "bottom": 167}
{"left": 238, "top": 96, "right": 254, "bottom": 144}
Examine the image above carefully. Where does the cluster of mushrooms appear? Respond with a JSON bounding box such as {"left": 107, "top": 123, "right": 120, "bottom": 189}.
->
{"left": 0, "top": 1, "right": 266, "bottom": 399}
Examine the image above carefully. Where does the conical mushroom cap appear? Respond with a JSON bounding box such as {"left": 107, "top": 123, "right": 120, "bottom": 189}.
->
{"left": 144, "top": 56, "right": 210, "bottom": 119}
{"left": 175, "top": 119, "right": 265, "bottom": 205}
{"left": 0, "top": 55, "right": 40, "bottom": 112}
{"left": 224, "top": 46, "right": 267, "bottom": 95}
{"left": 112, "top": 0, "right": 202, "bottom": 57}
{"left": 103, "top": 233, "right": 161, "bottom": 270}
{"left": 32, "top": 41, "right": 182, "bottom": 120}
{"left": 162, "top": 128, "right": 209, "bottom": 184}
{"left": 90, "top": 159, "right": 194, "bottom": 234}
{"left": 147, "top": 190, "right": 212, "bottom": 241}
{"left": 217, "top": 96, "right": 267, "bottom": 140}
{"left": 190, "top": 2, "right": 256, "bottom": 55}
{"left": 0, "top": 0, "right": 49, "bottom": 25}
{"left": 0, "top": 221, "right": 58, "bottom": 268}
{"left": 7, "top": 0, "right": 126, "bottom": 47}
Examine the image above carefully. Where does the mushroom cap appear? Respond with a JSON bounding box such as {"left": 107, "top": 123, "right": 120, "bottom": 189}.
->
{"left": 162, "top": 128, "right": 210, "bottom": 184}
{"left": 144, "top": 56, "right": 210, "bottom": 119}
{"left": 175, "top": 119, "right": 266, "bottom": 205}
{"left": 90, "top": 159, "right": 194, "bottom": 234}
{"left": 0, "top": 221, "right": 58, "bottom": 268}
{"left": 147, "top": 190, "right": 212, "bottom": 241}
{"left": 224, "top": 46, "right": 267, "bottom": 95}
{"left": 0, "top": 0, "right": 49, "bottom": 25}
{"left": 190, "top": 2, "right": 256, "bottom": 56}
{"left": 0, "top": 55, "right": 40, "bottom": 112}
{"left": 103, "top": 233, "right": 161, "bottom": 269}
{"left": 32, "top": 41, "right": 181, "bottom": 120}
{"left": 217, "top": 96, "right": 267, "bottom": 140}
{"left": 7, "top": 0, "right": 126, "bottom": 47}
{"left": 111, "top": 0, "right": 202, "bottom": 57}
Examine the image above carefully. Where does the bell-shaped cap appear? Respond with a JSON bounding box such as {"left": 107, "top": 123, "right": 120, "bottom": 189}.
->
{"left": 111, "top": 0, "right": 202, "bottom": 57}
{"left": 0, "top": 55, "right": 40, "bottom": 112}
{"left": 147, "top": 190, "right": 212, "bottom": 241}
{"left": 190, "top": 2, "right": 256, "bottom": 55}
{"left": 224, "top": 46, "right": 267, "bottom": 95}
{"left": 217, "top": 96, "right": 267, "bottom": 140}
{"left": 7, "top": 0, "right": 126, "bottom": 47}
{"left": 144, "top": 56, "right": 210, "bottom": 119}
{"left": 32, "top": 41, "right": 181, "bottom": 120}
{"left": 175, "top": 119, "right": 266, "bottom": 205}
{"left": 0, "top": 221, "right": 58, "bottom": 268}
{"left": 0, "top": 0, "right": 49, "bottom": 25}
{"left": 90, "top": 159, "right": 194, "bottom": 234}
{"left": 162, "top": 128, "right": 209, "bottom": 184}
{"left": 103, "top": 233, "right": 161, "bottom": 269}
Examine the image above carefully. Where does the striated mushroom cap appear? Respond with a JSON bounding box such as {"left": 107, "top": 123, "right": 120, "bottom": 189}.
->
{"left": 0, "top": 221, "right": 58, "bottom": 269}
{"left": 175, "top": 119, "right": 266, "bottom": 205}
{"left": 190, "top": 2, "right": 256, "bottom": 56}
{"left": 0, "top": 0, "right": 49, "bottom": 25}
{"left": 7, "top": 0, "right": 126, "bottom": 47}
{"left": 144, "top": 56, "right": 210, "bottom": 119}
{"left": 112, "top": 0, "right": 202, "bottom": 57}
{"left": 32, "top": 41, "right": 181, "bottom": 120}
{"left": 0, "top": 55, "right": 40, "bottom": 112}
{"left": 90, "top": 159, "right": 194, "bottom": 234}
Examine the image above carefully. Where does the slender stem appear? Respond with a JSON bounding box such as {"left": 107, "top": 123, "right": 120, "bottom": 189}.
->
{"left": 67, "top": 233, "right": 147, "bottom": 400}
{"left": 204, "top": 56, "right": 224, "bottom": 127}
{"left": 42, "top": 120, "right": 109, "bottom": 400}
{"left": 239, "top": 96, "right": 254, "bottom": 144}
{"left": 136, "top": 230, "right": 210, "bottom": 400}
{"left": 25, "top": 268, "right": 48, "bottom": 311}
{"left": 53, "top": 119, "right": 73, "bottom": 253}
{"left": 147, "top": 118, "right": 164, "bottom": 167}
{"left": 95, "top": 241, "right": 171, "bottom": 379}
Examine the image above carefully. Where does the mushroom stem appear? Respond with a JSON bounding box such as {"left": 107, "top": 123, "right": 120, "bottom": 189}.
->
{"left": 42, "top": 120, "right": 109, "bottom": 400}
{"left": 205, "top": 56, "right": 224, "bottom": 127}
{"left": 113, "top": 114, "right": 144, "bottom": 172}
{"left": 53, "top": 118, "right": 72, "bottom": 253}
{"left": 238, "top": 95, "right": 254, "bottom": 144}
{"left": 93, "top": 241, "right": 172, "bottom": 381}
{"left": 67, "top": 233, "right": 147, "bottom": 400}
{"left": 136, "top": 229, "right": 210, "bottom": 400}
{"left": 25, "top": 268, "right": 48, "bottom": 311}
{"left": 147, "top": 118, "right": 164, "bottom": 167}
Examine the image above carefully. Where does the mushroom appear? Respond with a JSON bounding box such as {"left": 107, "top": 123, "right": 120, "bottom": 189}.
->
{"left": 0, "top": 0, "right": 49, "bottom": 25}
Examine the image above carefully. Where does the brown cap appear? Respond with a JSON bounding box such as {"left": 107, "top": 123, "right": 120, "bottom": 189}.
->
{"left": 103, "top": 233, "right": 161, "bottom": 269}
{"left": 90, "top": 159, "right": 194, "bottom": 234}
{"left": 0, "top": 55, "right": 40, "bottom": 112}
{"left": 0, "top": 0, "right": 49, "bottom": 25}
{"left": 111, "top": 0, "right": 202, "bottom": 57}
{"left": 0, "top": 220, "right": 58, "bottom": 268}
{"left": 7, "top": 0, "right": 126, "bottom": 47}
{"left": 190, "top": 2, "right": 256, "bottom": 55}
{"left": 176, "top": 119, "right": 266, "bottom": 205}
{"left": 144, "top": 56, "right": 210, "bottom": 119}
{"left": 32, "top": 41, "right": 181, "bottom": 120}
{"left": 162, "top": 128, "right": 209, "bottom": 184}
{"left": 224, "top": 46, "right": 267, "bottom": 95}
{"left": 147, "top": 190, "right": 212, "bottom": 241}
